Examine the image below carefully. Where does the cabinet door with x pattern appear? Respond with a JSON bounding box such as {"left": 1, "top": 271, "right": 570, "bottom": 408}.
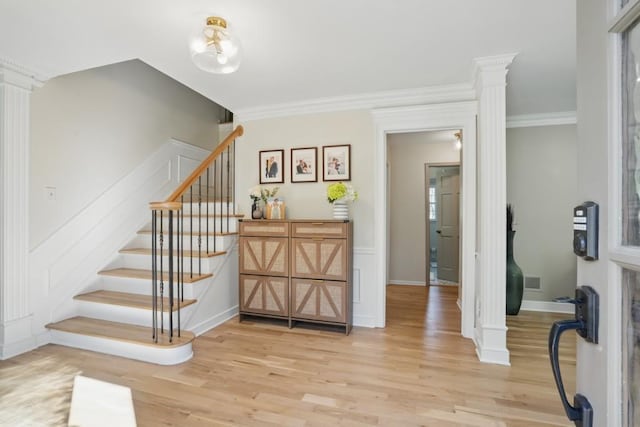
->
{"left": 291, "top": 238, "right": 346, "bottom": 281}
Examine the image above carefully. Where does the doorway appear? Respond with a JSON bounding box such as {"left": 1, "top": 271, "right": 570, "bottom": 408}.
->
{"left": 373, "top": 101, "right": 477, "bottom": 339}
{"left": 387, "top": 131, "right": 461, "bottom": 289}
{"left": 426, "top": 164, "right": 460, "bottom": 285}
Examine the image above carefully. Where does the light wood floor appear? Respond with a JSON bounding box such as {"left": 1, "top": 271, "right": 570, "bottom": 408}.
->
{"left": 0, "top": 285, "right": 575, "bottom": 426}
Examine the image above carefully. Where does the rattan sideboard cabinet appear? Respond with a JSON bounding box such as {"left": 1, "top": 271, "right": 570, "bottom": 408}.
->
{"left": 238, "top": 219, "right": 353, "bottom": 334}
{"left": 238, "top": 220, "right": 290, "bottom": 321}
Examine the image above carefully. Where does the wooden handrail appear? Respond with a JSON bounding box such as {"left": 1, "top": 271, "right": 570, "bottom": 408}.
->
{"left": 164, "top": 125, "right": 243, "bottom": 203}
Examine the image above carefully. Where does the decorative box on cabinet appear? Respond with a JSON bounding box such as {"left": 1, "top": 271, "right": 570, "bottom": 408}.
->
{"left": 238, "top": 219, "right": 353, "bottom": 334}
{"left": 238, "top": 220, "right": 289, "bottom": 319}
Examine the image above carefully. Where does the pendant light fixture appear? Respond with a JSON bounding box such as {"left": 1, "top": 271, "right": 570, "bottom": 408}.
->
{"left": 189, "top": 16, "right": 242, "bottom": 74}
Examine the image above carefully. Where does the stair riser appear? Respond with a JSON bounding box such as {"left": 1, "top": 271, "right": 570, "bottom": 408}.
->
{"left": 99, "top": 276, "right": 206, "bottom": 299}
{"left": 78, "top": 301, "right": 195, "bottom": 329}
{"left": 120, "top": 254, "right": 222, "bottom": 274}
{"left": 49, "top": 330, "right": 193, "bottom": 365}
{"left": 180, "top": 202, "right": 236, "bottom": 214}
{"left": 152, "top": 217, "right": 239, "bottom": 233}
{"left": 131, "top": 234, "right": 236, "bottom": 251}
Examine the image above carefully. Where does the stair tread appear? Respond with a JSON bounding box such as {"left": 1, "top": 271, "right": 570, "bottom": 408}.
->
{"left": 119, "top": 248, "right": 226, "bottom": 258}
{"left": 47, "top": 316, "right": 194, "bottom": 348}
{"left": 157, "top": 213, "right": 245, "bottom": 218}
{"left": 98, "top": 268, "right": 212, "bottom": 283}
{"left": 74, "top": 290, "right": 196, "bottom": 311}
{"left": 138, "top": 229, "right": 238, "bottom": 236}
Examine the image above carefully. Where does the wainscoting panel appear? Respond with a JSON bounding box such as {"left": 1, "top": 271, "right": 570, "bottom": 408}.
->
{"left": 27, "top": 139, "right": 210, "bottom": 354}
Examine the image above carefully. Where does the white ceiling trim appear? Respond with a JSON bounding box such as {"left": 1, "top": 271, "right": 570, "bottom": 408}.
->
{"left": 506, "top": 111, "right": 577, "bottom": 128}
{"left": 0, "top": 56, "right": 52, "bottom": 83}
{"left": 234, "top": 83, "right": 476, "bottom": 122}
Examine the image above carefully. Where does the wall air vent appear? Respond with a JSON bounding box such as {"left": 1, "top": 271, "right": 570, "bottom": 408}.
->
{"left": 525, "top": 276, "right": 541, "bottom": 290}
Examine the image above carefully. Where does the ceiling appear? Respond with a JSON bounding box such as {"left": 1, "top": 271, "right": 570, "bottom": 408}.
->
{"left": 0, "top": 0, "right": 576, "bottom": 117}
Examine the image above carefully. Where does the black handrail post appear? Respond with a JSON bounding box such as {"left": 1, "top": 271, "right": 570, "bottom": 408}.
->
{"left": 168, "top": 210, "right": 174, "bottom": 343}
{"left": 151, "top": 210, "right": 157, "bottom": 342}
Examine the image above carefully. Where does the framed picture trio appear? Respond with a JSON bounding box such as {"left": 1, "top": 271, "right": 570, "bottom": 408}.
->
{"left": 260, "top": 144, "right": 351, "bottom": 184}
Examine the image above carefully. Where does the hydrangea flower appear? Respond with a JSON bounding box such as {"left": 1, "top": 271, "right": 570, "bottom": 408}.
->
{"left": 327, "top": 182, "right": 358, "bottom": 204}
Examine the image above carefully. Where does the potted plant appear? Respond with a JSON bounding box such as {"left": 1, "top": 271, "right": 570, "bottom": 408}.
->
{"left": 327, "top": 182, "right": 357, "bottom": 219}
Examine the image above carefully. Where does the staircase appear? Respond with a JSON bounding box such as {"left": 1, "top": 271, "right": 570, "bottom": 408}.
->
{"left": 46, "top": 126, "right": 244, "bottom": 365}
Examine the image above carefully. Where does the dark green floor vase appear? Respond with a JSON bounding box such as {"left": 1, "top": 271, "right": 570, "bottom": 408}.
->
{"left": 506, "top": 204, "right": 524, "bottom": 315}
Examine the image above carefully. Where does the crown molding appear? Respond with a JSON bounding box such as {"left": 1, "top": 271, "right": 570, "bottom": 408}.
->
{"left": 506, "top": 111, "right": 577, "bottom": 128}
{"left": 472, "top": 53, "right": 518, "bottom": 89}
{"left": 234, "top": 83, "right": 476, "bottom": 122}
{"left": 0, "top": 57, "right": 51, "bottom": 88}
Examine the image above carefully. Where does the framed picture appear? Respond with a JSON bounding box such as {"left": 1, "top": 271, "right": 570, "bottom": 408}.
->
{"left": 322, "top": 144, "right": 351, "bottom": 181}
{"left": 290, "top": 147, "right": 317, "bottom": 183}
{"left": 259, "top": 149, "right": 284, "bottom": 184}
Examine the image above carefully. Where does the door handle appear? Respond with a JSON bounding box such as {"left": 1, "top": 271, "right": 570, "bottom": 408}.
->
{"left": 548, "top": 286, "right": 598, "bottom": 427}
{"left": 436, "top": 230, "right": 442, "bottom": 234}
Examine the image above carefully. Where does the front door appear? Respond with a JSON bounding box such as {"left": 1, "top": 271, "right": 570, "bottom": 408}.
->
{"left": 569, "top": 2, "right": 640, "bottom": 426}
{"left": 435, "top": 166, "right": 460, "bottom": 283}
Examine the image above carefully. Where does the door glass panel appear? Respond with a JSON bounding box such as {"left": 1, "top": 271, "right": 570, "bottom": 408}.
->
{"left": 622, "top": 17, "right": 640, "bottom": 427}
{"left": 623, "top": 269, "right": 640, "bottom": 425}
{"left": 622, "top": 18, "right": 640, "bottom": 246}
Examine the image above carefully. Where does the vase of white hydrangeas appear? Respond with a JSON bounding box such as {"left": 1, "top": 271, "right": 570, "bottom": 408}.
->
{"left": 326, "top": 182, "right": 357, "bottom": 219}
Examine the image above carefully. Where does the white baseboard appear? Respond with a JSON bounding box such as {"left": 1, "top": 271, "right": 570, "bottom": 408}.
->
{"left": 388, "top": 280, "right": 426, "bottom": 286}
{"left": 520, "top": 300, "right": 574, "bottom": 314}
{"left": 353, "top": 315, "right": 376, "bottom": 328}
{"left": 189, "top": 306, "right": 239, "bottom": 337}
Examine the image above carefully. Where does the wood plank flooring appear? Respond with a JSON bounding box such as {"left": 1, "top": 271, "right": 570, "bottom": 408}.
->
{"left": 0, "top": 285, "right": 575, "bottom": 426}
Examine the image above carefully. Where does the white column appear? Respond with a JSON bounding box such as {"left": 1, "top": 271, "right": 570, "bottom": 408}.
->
{"left": 0, "top": 61, "right": 43, "bottom": 358}
{"left": 473, "top": 54, "right": 516, "bottom": 365}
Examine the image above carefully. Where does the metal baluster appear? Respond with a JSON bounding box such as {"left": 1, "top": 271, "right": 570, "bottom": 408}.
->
{"left": 190, "top": 184, "right": 193, "bottom": 279}
{"left": 232, "top": 140, "right": 236, "bottom": 216}
{"left": 178, "top": 203, "right": 182, "bottom": 337}
{"left": 160, "top": 211, "right": 164, "bottom": 334}
{"left": 151, "top": 210, "right": 157, "bottom": 342}
{"left": 168, "top": 210, "right": 174, "bottom": 343}
{"left": 219, "top": 153, "right": 223, "bottom": 252}
{"left": 226, "top": 146, "right": 230, "bottom": 233}
{"left": 206, "top": 167, "right": 210, "bottom": 255}
{"left": 198, "top": 176, "right": 202, "bottom": 275}
{"left": 213, "top": 160, "right": 217, "bottom": 253}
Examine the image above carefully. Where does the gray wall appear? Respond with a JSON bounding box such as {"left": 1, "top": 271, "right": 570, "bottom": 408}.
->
{"left": 30, "top": 60, "right": 226, "bottom": 248}
{"left": 388, "top": 131, "right": 460, "bottom": 284}
{"left": 506, "top": 125, "right": 577, "bottom": 302}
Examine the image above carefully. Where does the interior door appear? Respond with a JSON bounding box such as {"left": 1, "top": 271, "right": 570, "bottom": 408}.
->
{"left": 436, "top": 166, "right": 460, "bottom": 282}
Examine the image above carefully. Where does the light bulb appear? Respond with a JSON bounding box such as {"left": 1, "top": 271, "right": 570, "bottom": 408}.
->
{"left": 189, "top": 16, "right": 242, "bottom": 74}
